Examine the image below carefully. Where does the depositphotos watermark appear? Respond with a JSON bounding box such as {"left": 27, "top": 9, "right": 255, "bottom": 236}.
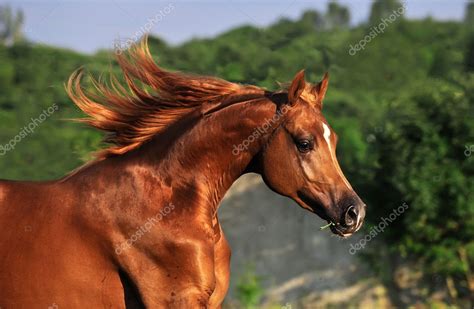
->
{"left": 115, "top": 203, "right": 175, "bottom": 255}
{"left": 349, "top": 202, "right": 408, "bottom": 255}
{"left": 0, "top": 103, "right": 59, "bottom": 156}
{"left": 232, "top": 105, "right": 291, "bottom": 156}
{"left": 465, "top": 144, "right": 474, "bottom": 157}
{"left": 348, "top": 2, "right": 406, "bottom": 56}
{"left": 114, "top": 3, "right": 175, "bottom": 55}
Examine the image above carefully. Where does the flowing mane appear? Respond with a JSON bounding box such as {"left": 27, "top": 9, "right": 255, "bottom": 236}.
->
{"left": 67, "top": 38, "right": 263, "bottom": 159}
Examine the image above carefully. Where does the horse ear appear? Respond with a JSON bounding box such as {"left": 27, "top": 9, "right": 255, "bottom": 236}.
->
{"left": 288, "top": 70, "right": 306, "bottom": 105}
{"left": 312, "top": 72, "right": 329, "bottom": 108}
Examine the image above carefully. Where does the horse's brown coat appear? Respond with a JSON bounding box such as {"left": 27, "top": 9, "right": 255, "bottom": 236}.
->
{"left": 0, "top": 39, "right": 365, "bottom": 308}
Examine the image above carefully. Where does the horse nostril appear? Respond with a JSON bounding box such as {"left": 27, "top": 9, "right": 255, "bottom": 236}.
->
{"left": 344, "top": 205, "right": 358, "bottom": 227}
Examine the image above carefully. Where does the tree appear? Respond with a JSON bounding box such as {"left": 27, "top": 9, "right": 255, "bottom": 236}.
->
{"left": 300, "top": 10, "right": 325, "bottom": 31}
{"left": 368, "top": 0, "right": 405, "bottom": 25}
{"left": 465, "top": 2, "right": 474, "bottom": 72}
{"left": 325, "top": 1, "right": 350, "bottom": 29}
{"left": 370, "top": 77, "right": 474, "bottom": 298}
{"left": 465, "top": 2, "right": 474, "bottom": 27}
{"left": 0, "top": 5, "right": 24, "bottom": 46}
{"left": 466, "top": 35, "right": 474, "bottom": 72}
{"left": 429, "top": 47, "right": 452, "bottom": 77}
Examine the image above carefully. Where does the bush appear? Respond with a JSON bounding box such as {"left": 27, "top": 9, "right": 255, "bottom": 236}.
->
{"left": 368, "top": 75, "right": 474, "bottom": 296}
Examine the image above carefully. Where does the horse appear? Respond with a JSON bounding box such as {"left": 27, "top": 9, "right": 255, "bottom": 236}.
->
{"left": 0, "top": 39, "right": 366, "bottom": 308}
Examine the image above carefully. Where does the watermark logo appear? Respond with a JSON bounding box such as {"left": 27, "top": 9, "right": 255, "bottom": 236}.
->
{"left": 115, "top": 203, "right": 175, "bottom": 255}
{"left": 464, "top": 144, "right": 474, "bottom": 157}
{"left": 114, "top": 3, "right": 175, "bottom": 55}
{"left": 0, "top": 103, "right": 59, "bottom": 156}
{"left": 348, "top": 2, "right": 406, "bottom": 56}
{"left": 232, "top": 105, "right": 291, "bottom": 156}
{"left": 349, "top": 202, "right": 408, "bottom": 255}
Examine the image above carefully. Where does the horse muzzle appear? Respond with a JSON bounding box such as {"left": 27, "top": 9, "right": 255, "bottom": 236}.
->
{"left": 330, "top": 202, "right": 366, "bottom": 237}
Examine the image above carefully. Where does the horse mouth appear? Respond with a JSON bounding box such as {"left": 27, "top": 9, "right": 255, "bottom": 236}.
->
{"left": 329, "top": 216, "right": 364, "bottom": 238}
{"left": 329, "top": 223, "right": 354, "bottom": 238}
{"left": 296, "top": 193, "right": 364, "bottom": 238}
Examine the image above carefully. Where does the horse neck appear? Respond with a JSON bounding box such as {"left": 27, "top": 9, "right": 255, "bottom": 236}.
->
{"left": 65, "top": 97, "right": 280, "bottom": 216}
{"left": 148, "top": 97, "right": 279, "bottom": 213}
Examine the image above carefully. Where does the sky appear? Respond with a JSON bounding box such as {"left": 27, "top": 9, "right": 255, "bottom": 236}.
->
{"left": 4, "top": 0, "right": 470, "bottom": 54}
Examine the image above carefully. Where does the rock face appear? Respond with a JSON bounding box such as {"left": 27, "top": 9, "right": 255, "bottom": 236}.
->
{"left": 219, "top": 174, "right": 372, "bottom": 306}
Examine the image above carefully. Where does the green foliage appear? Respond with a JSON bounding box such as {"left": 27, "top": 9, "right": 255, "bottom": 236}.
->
{"left": 368, "top": 75, "right": 474, "bottom": 293}
{"left": 0, "top": 43, "right": 105, "bottom": 180}
{"left": 368, "top": 0, "right": 405, "bottom": 25}
{"left": 235, "top": 265, "right": 264, "bottom": 308}
{"left": 300, "top": 10, "right": 325, "bottom": 31}
{"left": 465, "top": 33, "right": 474, "bottom": 72}
{"left": 465, "top": 2, "right": 474, "bottom": 27}
{"left": 0, "top": 5, "right": 24, "bottom": 46}
{"left": 326, "top": 1, "right": 350, "bottom": 29}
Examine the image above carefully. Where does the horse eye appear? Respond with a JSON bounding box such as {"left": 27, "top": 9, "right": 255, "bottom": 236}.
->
{"left": 296, "top": 139, "right": 312, "bottom": 153}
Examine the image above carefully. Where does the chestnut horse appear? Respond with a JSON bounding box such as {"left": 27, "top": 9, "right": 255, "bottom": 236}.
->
{"left": 0, "top": 40, "right": 365, "bottom": 308}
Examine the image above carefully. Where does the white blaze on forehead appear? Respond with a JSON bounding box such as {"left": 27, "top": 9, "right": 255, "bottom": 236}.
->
{"left": 322, "top": 123, "right": 332, "bottom": 151}
{"left": 321, "top": 122, "right": 353, "bottom": 190}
